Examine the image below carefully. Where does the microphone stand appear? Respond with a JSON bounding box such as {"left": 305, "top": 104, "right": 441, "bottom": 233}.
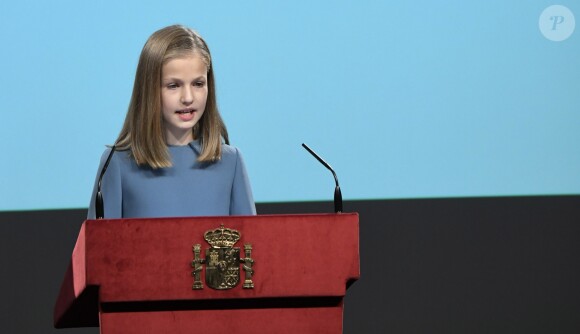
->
{"left": 96, "top": 145, "right": 117, "bottom": 219}
{"left": 302, "top": 143, "right": 343, "bottom": 213}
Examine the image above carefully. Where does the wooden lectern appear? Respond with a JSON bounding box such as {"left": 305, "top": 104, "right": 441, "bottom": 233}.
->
{"left": 54, "top": 213, "right": 360, "bottom": 333}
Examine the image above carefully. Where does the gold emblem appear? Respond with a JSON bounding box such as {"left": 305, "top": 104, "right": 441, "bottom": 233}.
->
{"left": 191, "top": 225, "right": 254, "bottom": 290}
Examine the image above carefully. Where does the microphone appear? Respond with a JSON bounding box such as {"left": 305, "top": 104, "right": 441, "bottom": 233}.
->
{"left": 95, "top": 145, "right": 117, "bottom": 219}
{"left": 301, "top": 143, "right": 343, "bottom": 213}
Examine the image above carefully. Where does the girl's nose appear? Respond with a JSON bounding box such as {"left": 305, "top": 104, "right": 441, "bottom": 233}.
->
{"left": 181, "top": 87, "right": 194, "bottom": 105}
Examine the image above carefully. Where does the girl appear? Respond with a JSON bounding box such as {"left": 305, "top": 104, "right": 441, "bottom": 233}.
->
{"left": 88, "top": 25, "right": 256, "bottom": 219}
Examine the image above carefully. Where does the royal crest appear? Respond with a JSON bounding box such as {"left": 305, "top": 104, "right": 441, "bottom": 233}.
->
{"left": 191, "top": 225, "right": 254, "bottom": 290}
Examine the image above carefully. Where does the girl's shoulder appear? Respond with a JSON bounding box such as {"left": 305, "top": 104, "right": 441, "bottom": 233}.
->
{"left": 221, "top": 143, "right": 240, "bottom": 156}
{"left": 98, "top": 146, "right": 132, "bottom": 167}
{"left": 219, "top": 144, "right": 245, "bottom": 166}
{"left": 221, "top": 143, "right": 249, "bottom": 161}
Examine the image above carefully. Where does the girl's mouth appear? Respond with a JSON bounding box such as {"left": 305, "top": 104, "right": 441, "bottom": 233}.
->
{"left": 176, "top": 109, "right": 195, "bottom": 121}
{"left": 176, "top": 109, "right": 195, "bottom": 114}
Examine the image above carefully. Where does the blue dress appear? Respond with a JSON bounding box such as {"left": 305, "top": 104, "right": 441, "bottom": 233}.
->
{"left": 87, "top": 140, "right": 256, "bottom": 219}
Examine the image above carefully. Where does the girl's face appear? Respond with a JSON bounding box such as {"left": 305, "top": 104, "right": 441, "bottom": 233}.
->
{"left": 160, "top": 54, "right": 208, "bottom": 145}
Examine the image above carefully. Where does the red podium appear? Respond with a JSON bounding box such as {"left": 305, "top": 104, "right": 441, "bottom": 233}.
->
{"left": 54, "top": 213, "right": 360, "bottom": 333}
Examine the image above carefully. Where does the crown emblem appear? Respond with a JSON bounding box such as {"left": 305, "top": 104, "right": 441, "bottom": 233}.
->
{"left": 204, "top": 225, "right": 241, "bottom": 248}
{"left": 193, "top": 224, "right": 254, "bottom": 290}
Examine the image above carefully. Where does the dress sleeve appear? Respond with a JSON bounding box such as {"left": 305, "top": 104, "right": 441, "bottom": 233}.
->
{"left": 229, "top": 148, "right": 257, "bottom": 215}
{"left": 87, "top": 148, "right": 123, "bottom": 219}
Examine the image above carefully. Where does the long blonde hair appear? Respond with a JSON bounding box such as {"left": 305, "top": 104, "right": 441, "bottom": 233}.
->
{"left": 115, "top": 25, "right": 229, "bottom": 168}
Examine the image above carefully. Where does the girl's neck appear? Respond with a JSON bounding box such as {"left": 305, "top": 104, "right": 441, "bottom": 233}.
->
{"left": 165, "top": 132, "right": 194, "bottom": 146}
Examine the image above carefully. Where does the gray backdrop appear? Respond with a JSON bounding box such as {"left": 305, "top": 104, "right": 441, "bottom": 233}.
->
{"left": 1, "top": 196, "right": 579, "bottom": 333}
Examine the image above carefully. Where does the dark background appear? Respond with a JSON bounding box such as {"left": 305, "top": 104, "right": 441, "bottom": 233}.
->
{"left": 1, "top": 196, "right": 579, "bottom": 333}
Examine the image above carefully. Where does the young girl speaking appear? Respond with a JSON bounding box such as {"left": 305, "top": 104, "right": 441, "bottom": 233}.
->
{"left": 88, "top": 25, "right": 256, "bottom": 219}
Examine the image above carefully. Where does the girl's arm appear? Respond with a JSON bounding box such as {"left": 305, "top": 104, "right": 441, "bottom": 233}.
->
{"left": 229, "top": 148, "right": 256, "bottom": 215}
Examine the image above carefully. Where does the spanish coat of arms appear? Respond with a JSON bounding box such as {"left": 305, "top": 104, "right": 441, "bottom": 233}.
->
{"left": 191, "top": 225, "right": 254, "bottom": 290}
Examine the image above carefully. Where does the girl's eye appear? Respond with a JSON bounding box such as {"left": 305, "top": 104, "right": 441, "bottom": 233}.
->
{"left": 194, "top": 81, "right": 206, "bottom": 87}
{"left": 166, "top": 83, "right": 179, "bottom": 89}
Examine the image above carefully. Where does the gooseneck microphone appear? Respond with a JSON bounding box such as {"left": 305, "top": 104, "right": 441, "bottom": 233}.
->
{"left": 301, "top": 143, "right": 343, "bottom": 213}
{"left": 95, "top": 145, "right": 117, "bottom": 219}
